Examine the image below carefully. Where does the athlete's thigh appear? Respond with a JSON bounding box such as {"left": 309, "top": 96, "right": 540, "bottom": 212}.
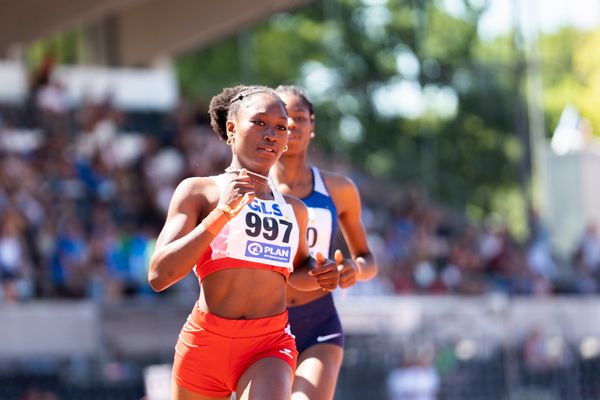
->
{"left": 171, "top": 378, "right": 231, "bottom": 400}
{"left": 292, "top": 344, "right": 343, "bottom": 400}
{"left": 236, "top": 357, "right": 294, "bottom": 400}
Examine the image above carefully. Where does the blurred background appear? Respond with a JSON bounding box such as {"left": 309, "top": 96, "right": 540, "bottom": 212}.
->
{"left": 1, "top": 0, "right": 600, "bottom": 399}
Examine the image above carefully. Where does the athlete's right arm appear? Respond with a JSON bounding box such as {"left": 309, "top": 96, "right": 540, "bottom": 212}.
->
{"left": 148, "top": 178, "right": 215, "bottom": 291}
{"left": 148, "top": 172, "right": 254, "bottom": 291}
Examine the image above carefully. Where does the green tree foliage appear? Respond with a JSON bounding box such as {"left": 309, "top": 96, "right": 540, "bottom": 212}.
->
{"left": 176, "top": 0, "right": 525, "bottom": 217}
{"left": 540, "top": 27, "right": 600, "bottom": 135}
{"left": 574, "top": 29, "right": 600, "bottom": 133}
{"left": 27, "top": 30, "right": 80, "bottom": 66}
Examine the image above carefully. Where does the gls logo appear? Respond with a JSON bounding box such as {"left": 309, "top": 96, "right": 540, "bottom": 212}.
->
{"left": 247, "top": 200, "right": 283, "bottom": 216}
{"left": 245, "top": 240, "right": 291, "bottom": 263}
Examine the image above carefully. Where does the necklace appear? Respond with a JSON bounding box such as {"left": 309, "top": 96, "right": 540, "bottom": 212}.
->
{"left": 225, "top": 167, "right": 270, "bottom": 183}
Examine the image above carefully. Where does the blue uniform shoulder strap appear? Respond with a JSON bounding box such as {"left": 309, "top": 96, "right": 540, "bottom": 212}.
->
{"left": 311, "top": 166, "right": 329, "bottom": 196}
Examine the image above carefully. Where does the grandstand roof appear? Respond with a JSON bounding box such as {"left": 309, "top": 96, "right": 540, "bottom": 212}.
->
{"left": 0, "top": 0, "right": 314, "bottom": 65}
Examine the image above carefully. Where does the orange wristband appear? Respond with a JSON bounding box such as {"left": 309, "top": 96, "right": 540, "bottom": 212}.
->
{"left": 201, "top": 208, "right": 230, "bottom": 236}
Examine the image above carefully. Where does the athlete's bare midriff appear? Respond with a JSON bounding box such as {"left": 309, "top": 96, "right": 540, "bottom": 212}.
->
{"left": 199, "top": 268, "right": 287, "bottom": 319}
{"left": 286, "top": 284, "right": 329, "bottom": 307}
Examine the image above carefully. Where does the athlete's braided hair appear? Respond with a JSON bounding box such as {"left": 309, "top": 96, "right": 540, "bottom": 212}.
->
{"left": 274, "top": 85, "right": 314, "bottom": 116}
{"left": 208, "top": 85, "right": 284, "bottom": 141}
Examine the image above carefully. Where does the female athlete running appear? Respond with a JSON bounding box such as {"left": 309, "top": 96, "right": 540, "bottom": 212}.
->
{"left": 270, "top": 85, "right": 378, "bottom": 400}
{"left": 148, "top": 85, "right": 340, "bottom": 400}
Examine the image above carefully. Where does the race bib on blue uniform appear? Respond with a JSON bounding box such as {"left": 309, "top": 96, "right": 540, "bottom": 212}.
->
{"left": 306, "top": 207, "right": 333, "bottom": 258}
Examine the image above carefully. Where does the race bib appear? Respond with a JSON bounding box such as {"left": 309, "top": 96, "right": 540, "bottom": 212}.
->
{"left": 307, "top": 207, "right": 333, "bottom": 258}
{"left": 225, "top": 198, "right": 299, "bottom": 270}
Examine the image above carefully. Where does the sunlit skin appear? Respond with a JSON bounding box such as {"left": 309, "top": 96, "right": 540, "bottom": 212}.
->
{"left": 270, "top": 91, "right": 378, "bottom": 400}
{"left": 148, "top": 92, "right": 340, "bottom": 400}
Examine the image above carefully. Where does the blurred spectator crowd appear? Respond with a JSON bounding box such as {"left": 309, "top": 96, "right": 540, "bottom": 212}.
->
{"left": 356, "top": 182, "right": 600, "bottom": 297}
{"left": 1, "top": 62, "right": 599, "bottom": 303}
{"left": 0, "top": 60, "right": 232, "bottom": 302}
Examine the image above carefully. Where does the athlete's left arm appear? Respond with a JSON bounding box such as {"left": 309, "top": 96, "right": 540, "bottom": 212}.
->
{"left": 287, "top": 195, "right": 340, "bottom": 292}
{"left": 327, "top": 173, "right": 378, "bottom": 288}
